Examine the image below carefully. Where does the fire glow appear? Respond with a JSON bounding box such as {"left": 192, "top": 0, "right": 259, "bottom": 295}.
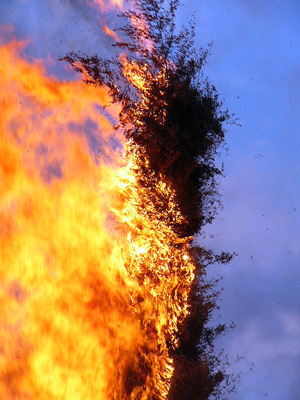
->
{"left": 0, "top": 35, "right": 195, "bottom": 400}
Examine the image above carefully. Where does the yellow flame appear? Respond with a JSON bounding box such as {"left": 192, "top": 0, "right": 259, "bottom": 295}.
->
{"left": 0, "top": 39, "right": 138, "bottom": 399}
{"left": 0, "top": 38, "right": 195, "bottom": 399}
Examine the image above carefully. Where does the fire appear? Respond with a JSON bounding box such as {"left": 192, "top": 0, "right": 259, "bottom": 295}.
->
{"left": 0, "top": 39, "right": 138, "bottom": 399}
{"left": 102, "top": 25, "right": 120, "bottom": 42}
{"left": 89, "top": 0, "right": 123, "bottom": 11}
{"left": 0, "top": 30, "right": 196, "bottom": 400}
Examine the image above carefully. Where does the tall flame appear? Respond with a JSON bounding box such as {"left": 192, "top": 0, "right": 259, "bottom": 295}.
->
{"left": 0, "top": 36, "right": 195, "bottom": 399}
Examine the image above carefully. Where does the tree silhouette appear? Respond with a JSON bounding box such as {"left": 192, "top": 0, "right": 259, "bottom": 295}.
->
{"left": 63, "top": 0, "right": 238, "bottom": 398}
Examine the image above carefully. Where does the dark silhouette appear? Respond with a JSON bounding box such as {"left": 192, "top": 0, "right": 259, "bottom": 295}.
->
{"left": 63, "top": 0, "right": 238, "bottom": 398}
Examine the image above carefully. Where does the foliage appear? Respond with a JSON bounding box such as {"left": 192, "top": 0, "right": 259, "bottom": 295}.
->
{"left": 63, "top": 0, "right": 238, "bottom": 398}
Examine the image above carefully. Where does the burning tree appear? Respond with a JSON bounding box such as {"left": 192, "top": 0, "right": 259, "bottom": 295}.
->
{"left": 0, "top": 1, "right": 237, "bottom": 399}
{"left": 63, "top": 0, "right": 236, "bottom": 399}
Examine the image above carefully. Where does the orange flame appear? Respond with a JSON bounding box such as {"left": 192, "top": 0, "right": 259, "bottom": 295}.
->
{"left": 0, "top": 37, "right": 195, "bottom": 399}
{"left": 0, "top": 39, "right": 140, "bottom": 399}
{"left": 90, "top": 0, "right": 123, "bottom": 11}
{"left": 102, "top": 25, "right": 120, "bottom": 42}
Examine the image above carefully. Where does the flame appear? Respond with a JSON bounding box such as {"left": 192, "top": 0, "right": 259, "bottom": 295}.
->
{"left": 128, "top": 14, "right": 154, "bottom": 53}
{"left": 88, "top": 0, "right": 122, "bottom": 44}
{"left": 0, "top": 37, "right": 195, "bottom": 399}
{"left": 102, "top": 25, "right": 120, "bottom": 42}
{"left": 0, "top": 39, "right": 136, "bottom": 399}
{"left": 90, "top": 0, "right": 123, "bottom": 11}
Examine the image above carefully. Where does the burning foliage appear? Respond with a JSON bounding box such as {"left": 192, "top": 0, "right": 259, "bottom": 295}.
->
{"left": 0, "top": 1, "right": 236, "bottom": 399}
{"left": 64, "top": 0, "right": 236, "bottom": 398}
{"left": 65, "top": 0, "right": 231, "bottom": 237}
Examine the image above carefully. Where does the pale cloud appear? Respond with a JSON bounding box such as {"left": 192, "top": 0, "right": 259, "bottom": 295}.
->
{"left": 278, "top": 313, "right": 300, "bottom": 337}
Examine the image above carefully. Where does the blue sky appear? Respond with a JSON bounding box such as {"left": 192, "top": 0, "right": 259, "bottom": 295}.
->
{"left": 1, "top": 0, "right": 300, "bottom": 398}
{"left": 185, "top": 1, "right": 300, "bottom": 398}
